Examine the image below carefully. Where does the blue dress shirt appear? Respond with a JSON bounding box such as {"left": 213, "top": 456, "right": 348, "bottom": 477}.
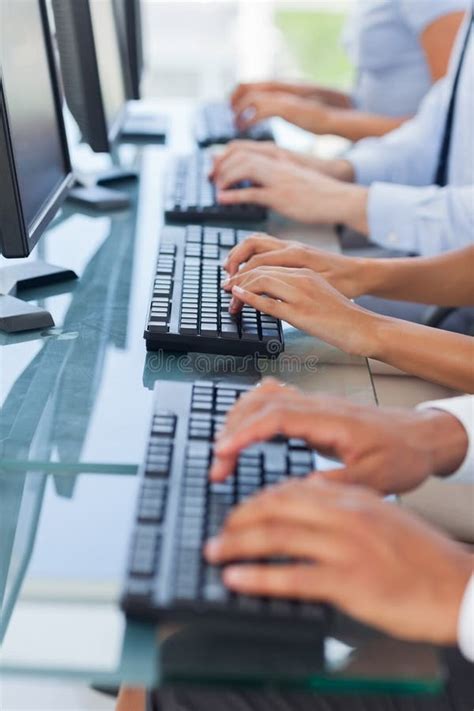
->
{"left": 342, "top": 0, "right": 470, "bottom": 116}
{"left": 346, "top": 13, "right": 474, "bottom": 256}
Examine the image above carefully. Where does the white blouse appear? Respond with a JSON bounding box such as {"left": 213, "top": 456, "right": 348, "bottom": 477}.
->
{"left": 342, "top": 0, "right": 470, "bottom": 116}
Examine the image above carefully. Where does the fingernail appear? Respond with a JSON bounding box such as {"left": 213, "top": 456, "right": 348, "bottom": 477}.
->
{"left": 204, "top": 537, "right": 221, "bottom": 561}
{"left": 223, "top": 567, "right": 245, "bottom": 587}
{"left": 214, "top": 437, "right": 231, "bottom": 453}
{"left": 221, "top": 278, "right": 230, "bottom": 288}
{"left": 232, "top": 286, "right": 245, "bottom": 295}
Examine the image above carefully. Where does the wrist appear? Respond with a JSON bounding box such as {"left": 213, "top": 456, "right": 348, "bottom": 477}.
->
{"left": 280, "top": 95, "right": 309, "bottom": 125}
{"left": 440, "top": 552, "right": 474, "bottom": 647}
{"left": 354, "top": 310, "right": 394, "bottom": 360}
{"left": 324, "top": 159, "right": 355, "bottom": 182}
{"left": 350, "top": 257, "right": 379, "bottom": 298}
{"left": 337, "top": 305, "right": 383, "bottom": 358}
{"left": 323, "top": 107, "right": 348, "bottom": 136}
{"left": 337, "top": 183, "right": 370, "bottom": 235}
{"left": 416, "top": 409, "right": 469, "bottom": 479}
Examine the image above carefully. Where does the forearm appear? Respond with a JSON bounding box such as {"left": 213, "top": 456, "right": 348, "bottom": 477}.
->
{"left": 281, "top": 83, "right": 352, "bottom": 107}
{"left": 307, "top": 87, "right": 353, "bottom": 109}
{"left": 360, "top": 247, "right": 474, "bottom": 305}
{"left": 323, "top": 108, "right": 411, "bottom": 142}
{"left": 303, "top": 178, "right": 369, "bottom": 233}
{"left": 336, "top": 183, "right": 370, "bottom": 234}
{"left": 282, "top": 98, "right": 409, "bottom": 141}
{"left": 293, "top": 153, "right": 355, "bottom": 182}
{"left": 365, "top": 315, "right": 474, "bottom": 393}
{"left": 413, "top": 409, "right": 470, "bottom": 479}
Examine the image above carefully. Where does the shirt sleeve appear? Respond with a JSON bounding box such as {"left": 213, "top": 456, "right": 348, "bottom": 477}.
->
{"left": 417, "top": 396, "right": 474, "bottom": 483}
{"left": 366, "top": 183, "right": 474, "bottom": 255}
{"left": 458, "top": 575, "right": 474, "bottom": 662}
{"left": 347, "top": 79, "right": 447, "bottom": 188}
{"left": 399, "top": 0, "right": 470, "bottom": 35}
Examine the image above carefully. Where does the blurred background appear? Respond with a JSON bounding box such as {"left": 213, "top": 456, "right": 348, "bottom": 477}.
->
{"left": 141, "top": 0, "right": 355, "bottom": 101}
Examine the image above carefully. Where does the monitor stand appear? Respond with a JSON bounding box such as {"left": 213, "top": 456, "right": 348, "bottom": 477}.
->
{"left": 121, "top": 109, "right": 169, "bottom": 143}
{"left": 0, "top": 261, "right": 78, "bottom": 333}
{"left": 67, "top": 167, "right": 138, "bottom": 211}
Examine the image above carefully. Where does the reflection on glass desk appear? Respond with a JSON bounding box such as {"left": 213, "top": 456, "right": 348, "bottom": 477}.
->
{"left": 0, "top": 468, "right": 443, "bottom": 692}
{"left": 0, "top": 469, "right": 156, "bottom": 684}
{"left": 0, "top": 147, "right": 156, "bottom": 474}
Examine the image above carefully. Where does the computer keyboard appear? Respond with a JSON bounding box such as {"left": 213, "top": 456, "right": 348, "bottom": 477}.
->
{"left": 195, "top": 101, "right": 274, "bottom": 147}
{"left": 144, "top": 225, "right": 284, "bottom": 357}
{"left": 165, "top": 151, "right": 267, "bottom": 224}
{"left": 121, "top": 379, "right": 329, "bottom": 630}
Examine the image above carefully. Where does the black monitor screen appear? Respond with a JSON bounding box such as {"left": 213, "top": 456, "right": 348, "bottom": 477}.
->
{"left": 89, "top": 0, "right": 127, "bottom": 133}
{"left": 114, "top": 0, "right": 144, "bottom": 100}
{"left": 1, "top": 0, "right": 69, "bottom": 230}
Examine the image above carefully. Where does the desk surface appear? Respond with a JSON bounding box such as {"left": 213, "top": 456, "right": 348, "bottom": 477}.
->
{"left": 0, "top": 102, "right": 442, "bottom": 691}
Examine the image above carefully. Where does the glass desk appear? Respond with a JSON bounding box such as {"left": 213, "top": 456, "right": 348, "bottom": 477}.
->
{"left": 0, "top": 128, "right": 443, "bottom": 693}
{"left": 0, "top": 146, "right": 375, "bottom": 475}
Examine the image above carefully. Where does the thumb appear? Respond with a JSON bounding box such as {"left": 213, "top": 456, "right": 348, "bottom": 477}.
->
{"left": 217, "top": 187, "right": 270, "bottom": 206}
{"left": 314, "top": 464, "right": 379, "bottom": 491}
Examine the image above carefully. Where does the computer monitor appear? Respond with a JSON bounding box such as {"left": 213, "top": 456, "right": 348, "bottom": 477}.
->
{"left": 51, "top": 0, "right": 128, "bottom": 154}
{"left": 0, "top": 0, "right": 73, "bottom": 259}
{"left": 114, "top": 0, "right": 144, "bottom": 101}
{"left": 0, "top": 0, "right": 77, "bottom": 333}
{"left": 51, "top": 0, "right": 167, "bottom": 153}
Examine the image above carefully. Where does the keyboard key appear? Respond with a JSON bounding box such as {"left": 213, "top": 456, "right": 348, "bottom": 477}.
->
{"left": 220, "top": 325, "right": 239, "bottom": 339}
{"left": 179, "top": 324, "right": 198, "bottom": 335}
{"left": 123, "top": 381, "right": 330, "bottom": 632}
{"left": 263, "top": 445, "right": 287, "bottom": 475}
{"left": 289, "top": 451, "right": 314, "bottom": 467}
{"left": 202, "top": 567, "right": 228, "bottom": 602}
{"left": 200, "top": 324, "right": 219, "bottom": 337}
{"left": 148, "top": 321, "right": 169, "bottom": 333}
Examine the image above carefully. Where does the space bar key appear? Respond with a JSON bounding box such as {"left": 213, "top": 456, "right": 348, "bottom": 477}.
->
{"left": 263, "top": 443, "right": 287, "bottom": 474}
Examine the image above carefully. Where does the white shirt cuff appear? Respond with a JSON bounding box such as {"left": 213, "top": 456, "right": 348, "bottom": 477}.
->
{"left": 417, "top": 397, "right": 474, "bottom": 483}
{"left": 345, "top": 139, "right": 385, "bottom": 186}
{"left": 366, "top": 182, "right": 452, "bottom": 256}
{"left": 458, "top": 575, "right": 474, "bottom": 662}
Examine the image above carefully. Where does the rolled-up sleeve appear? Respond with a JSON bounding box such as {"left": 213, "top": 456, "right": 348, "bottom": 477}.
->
{"left": 367, "top": 183, "right": 474, "bottom": 255}
{"left": 417, "top": 396, "right": 473, "bottom": 483}
{"left": 400, "top": 0, "right": 470, "bottom": 34}
{"left": 417, "top": 395, "right": 474, "bottom": 662}
{"left": 347, "top": 79, "right": 447, "bottom": 188}
{"left": 458, "top": 575, "right": 474, "bottom": 662}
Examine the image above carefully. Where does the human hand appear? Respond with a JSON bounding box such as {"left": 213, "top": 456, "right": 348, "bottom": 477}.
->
{"left": 221, "top": 232, "right": 368, "bottom": 298}
{"left": 221, "top": 265, "right": 375, "bottom": 355}
{"left": 231, "top": 88, "right": 330, "bottom": 133}
{"left": 210, "top": 378, "right": 468, "bottom": 489}
{"left": 116, "top": 687, "right": 146, "bottom": 711}
{"left": 231, "top": 82, "right": 352, "bottom": 111}
{"left": 205, "top": 477, "right": 473, "bottom": 646}
{"left": 211, "top": 140, "right": 329, "bottom": 174}
{"left": 211, "top": 147, "right": 365, "bottom": 226}
{"left": 231, "top": 81, "right": 320, "bottom": 112}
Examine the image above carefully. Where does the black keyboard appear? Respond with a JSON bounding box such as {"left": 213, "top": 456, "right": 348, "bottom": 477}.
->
{"left": 165, "top": 151, "right": 267, "bottom": 224}
{"left": 195, "top": 101, "right": 274, "bottom": 147}
{"left": 144, "top": 225, "right": 284, "bottom": 357}
{"left": 121, "top": 379, "right": 329, "bottom": 630}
